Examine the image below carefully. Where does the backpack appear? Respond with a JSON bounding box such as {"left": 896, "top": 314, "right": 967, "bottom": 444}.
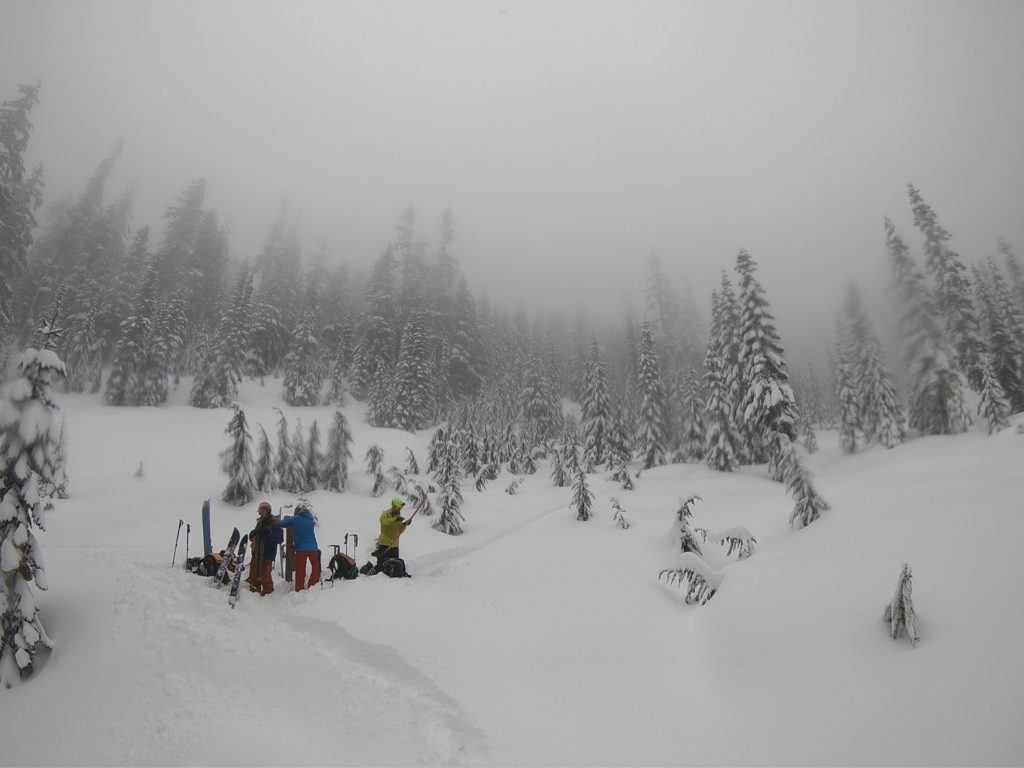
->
{"left": 380, "top": 557, "right": 410, "bottom": 578}
{"left": 327, "top": 552, "right": 359, "bottom": 581}
{"left": 186, "top": 552, "right": 223, "bottom": 577}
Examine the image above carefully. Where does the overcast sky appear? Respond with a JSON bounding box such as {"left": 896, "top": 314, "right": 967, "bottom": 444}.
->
{"left": 2, "top": 0, "right": 1022, "bottom": 353}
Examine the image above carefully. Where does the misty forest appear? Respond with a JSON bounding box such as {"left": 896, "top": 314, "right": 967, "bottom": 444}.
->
{"left": 2, "top": 73, "right": 1023, "bottom": 689}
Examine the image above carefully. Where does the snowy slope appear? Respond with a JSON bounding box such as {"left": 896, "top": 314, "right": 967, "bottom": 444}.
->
{"left": 2, "top": 378, "right": 1023, "bottom": 766}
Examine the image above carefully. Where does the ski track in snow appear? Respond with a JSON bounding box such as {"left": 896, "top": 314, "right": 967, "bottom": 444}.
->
{"left": 97, "top": 547, "right": 491, "bottom": 767}
{"left": 409, "top": 499, "right": 567, "bottom": 577}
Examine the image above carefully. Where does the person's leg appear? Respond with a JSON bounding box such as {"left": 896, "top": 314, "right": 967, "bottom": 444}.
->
{"left": 260, "top": 559, "right": 275, "bottom": 595}
{"left": 374, "top": 546, "right": 398, "bottom": 573}
{"left": 294, "top": 551, "right": 308, "bottom": 591}
{"left": 308, "top": 550, "right": 321, "bottom": 588}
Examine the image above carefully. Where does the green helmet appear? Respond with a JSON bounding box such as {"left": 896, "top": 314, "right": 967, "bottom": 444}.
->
{"left": 391, "top": 497, "right": 405, "bottom": 510}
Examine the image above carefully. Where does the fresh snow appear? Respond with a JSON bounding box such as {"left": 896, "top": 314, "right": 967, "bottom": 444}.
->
{"left": 2, "top": 377, "right": 1024, "bottom": 765}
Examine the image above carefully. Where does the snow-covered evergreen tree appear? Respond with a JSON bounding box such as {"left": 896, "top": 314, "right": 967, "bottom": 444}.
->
{"left": 282, "top": 304, "right": 323, "bottom": 406}
{"left": 219, "top": 404, "right": 255, "bottom": 506}
{"left": 883, "top": 562, "right": 919, "bottom": 647}
{"left": 735, "top": 250, "right": 797, "bottom": 473}
{"left": 581, "top": 341, "right": 612, "bottom": 471}
{"left": 571, "top": 462, "right": 593, "bottom": 522}
{"left": 272, "top": 408, "right": 294, "bottom": 493}
{"left": 365, "top": 444, "right": 386, "bottom": 497}
{"left": 321, "top": 411, "right": 353, "bottom": 493}
{"left": 886, "top": 218, "right": 972, "bottom": 435}
{"left": 0, "top": 330, "right": 63, "bottom": 685}
{"left": 393, "top": 311, "right": 436, "bottom": 431}
{"left": 0, "top": 83, "right": 43, "bottom": 347}
{"left": 974, "top": 260, "right": 1024, "bottom": 413}
{"left": 301, "top": 419, "right": 322, "bottom": 493}
{"left": 679, "top": 368, "right": 705, "bottom": 463}
{"left": 676, "top": 495, "right": 704, "bottom": 557}
{"left": 190, "top": 264, "right": 251, "bottom": 408}
{"left": 978, "top": 356, "right": 1011, "bottom": 434}
{"left": 772, "top": 432, "right": 830, "bottom": 529}
{"left": 842, "top": 282, "right": 905, "bottom": 449}
{"left": 834, "top": 334, "right": 860, "bottom": 455}
{"left": 606, "top": 402, "right": 633, "bottom": 475}
{"left": 426, "top": 426, "right": 447, "bottom": 475}
{"left": 405, "top": 446, "right": 420, "bottom": 476}
{"left": 253, "top": 423, "right": 276, "bottom": 493}
{"left": 909, "top": 185, "right": 986, "bottom": 391}
{"left": 635, "top": 320, "right": 668, "bottom": 470}
{"left": 703, "top": 292, "right": 740, "bottom": 472}
{"left": 798, "top": 405, "right": 819, "bottom": 454}
{"left": 433, "top": 439, "right": 465, "bottom": 535}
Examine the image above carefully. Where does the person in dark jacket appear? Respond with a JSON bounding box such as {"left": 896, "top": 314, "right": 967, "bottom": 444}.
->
{"left": 248, "top": 501, "right": 283, "bottom": 595}
{"left": 278, "top": 503, "right": 320, "bottom": 591}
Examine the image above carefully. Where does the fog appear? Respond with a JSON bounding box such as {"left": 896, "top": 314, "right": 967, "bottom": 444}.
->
{"left": 3, "top": 0, "right": 1023, "bottom": 354}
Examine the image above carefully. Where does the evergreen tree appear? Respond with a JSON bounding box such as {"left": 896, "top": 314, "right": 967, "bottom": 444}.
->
{"left": 393, "top": 312, "right": 436, "bottom": 431}
{"left": 288, "top": 418, "right": 307, "bottom": 493}
{"left": 282, "top": 304, "right": 323, "bottom": 407}
{"left": 978, "top": 356, "right": 1011, "bottom": 434}
{"left": 365, "top": 444, "right": 386, "bottom": 497}
{"left": 716, "top": 272, "right": 748, "bottom": 463}
{"left": 0, "top": 83, "right": 44, "bottom": 345}
{"left": 606, "top": 402, "right": 633, "bottom": 476}
{"left": 735, "top": 250, "right": 797, "bottom": 473}
{"left": 886, "top": 218, "right": 972, "bottom": 435}
{"left": 253, "top": 423, "right": 276, "bottom": 493}
{"left": 219, "top": 404, "right": 255, "bottom": 506}
{"left": 909, "top": 185, "right": 986, "bottom": 390}
{"left": 426, "top": 426, "right": 447, "bottom": 474}
{"left": 190, "top": 264, "right": 252, "bottom": 408}
{"left": 104, "top": 262, "right": 159, "bottom": 405}
{"left": 999, "top": 239, "right": 1024, "bottom": 313}
{"left": 521, "top": 348, "right": 556, "bottom": 447}
{"left": 635, "top": 320, "right": 668, "bottom": 470}
{"left": 679, "top": 368, "right": 705, "bottom": 463}
{"left": 834, "top": 334, "right": 861, "bottom": 455}
{"left": 772, "top": 432, "right": 830, "bottom": 529}
{"left": 581, "top": 341, "right": 612, "bottom": 471}
{"left": 272, "top": 408, "right": 292, "bottom": 493}
{"left": 798, "top": 405, "right": 819, "bottom": 454}
{"left": 703, "top": 350, "right": 739, "bottom": 472}
{"left": 301, "top": 419, "right": 323, "bottom": 493}
{"left": 842, "top": 283, "right": 906, "bottom": 448}
{"left": 367, "top": 359, "right": 394, "bottom": 428}
{"left": 322, "top": 410, "right": 354, "bottom": 492}
{"left": 0, "top": 324, "right": 63, "bottom": 685}
{"left": 570, "top": 461, "right": 593, "bottom": 522}
{"left": 433, "top": 438, "right": 465, "bottom": 535}
{"left": 351, "top": 248, "right": 398, "bottom": 399}
{"left": 974, "top": 260, "right": 1024, "bottom": 412}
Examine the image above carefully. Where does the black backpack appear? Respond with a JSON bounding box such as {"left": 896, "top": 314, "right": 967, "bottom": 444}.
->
{"left": 327, "top": 552, "right": 359, "bottom": 581}
{"left": 380, "top": 557, "right": 410, "bottom": 578}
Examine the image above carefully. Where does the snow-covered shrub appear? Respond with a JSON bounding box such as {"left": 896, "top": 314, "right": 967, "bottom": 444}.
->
{"left": 716, "top": 526, "right": 757, "bottom": 560}
{"left": 883, "top": 562, "right": 919, "bottom": 647}
{"left": 610, "top": 498, "right": 630, "bottom": 529}
{"left": 659, "top": 554, "right": 723, "bottom": 605}
{"left": 505, "top": 476, "right": 523, "bottom": 495}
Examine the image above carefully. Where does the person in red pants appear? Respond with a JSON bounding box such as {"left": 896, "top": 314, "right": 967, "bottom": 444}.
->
{"left": 278, "top": 503, "right": 320, "bottom": 591}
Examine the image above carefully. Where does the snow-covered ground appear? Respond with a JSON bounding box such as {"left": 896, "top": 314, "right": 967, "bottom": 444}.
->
{"left": 2, "top": 377, "right": 1023, "bottom": 766}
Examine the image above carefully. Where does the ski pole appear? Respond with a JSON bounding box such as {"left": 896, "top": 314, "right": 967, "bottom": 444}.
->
{"left": 406, "top": 497, "right": 427, "bottom": 524}
{"left": 172, "top": 519, "right": 184, "bottom": 566}
{"left": 185, "top": 524, "right": 191, "bottom": 568}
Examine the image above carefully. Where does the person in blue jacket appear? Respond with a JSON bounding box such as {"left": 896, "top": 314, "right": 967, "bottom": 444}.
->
{"left": 278, "top": 503, "right": 320, "bottom": 591}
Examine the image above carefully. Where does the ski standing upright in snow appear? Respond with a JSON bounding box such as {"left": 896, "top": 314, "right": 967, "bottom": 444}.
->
{"left": 213, "top": 527, "right": 241, "bottom": 586}
{"left": 228, "top": 534, "right": 249, "bottom": 608}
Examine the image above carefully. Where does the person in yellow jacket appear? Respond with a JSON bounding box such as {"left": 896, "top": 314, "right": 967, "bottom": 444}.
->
{"left": 372, "top": 497, "right": 412, "bottom": 573}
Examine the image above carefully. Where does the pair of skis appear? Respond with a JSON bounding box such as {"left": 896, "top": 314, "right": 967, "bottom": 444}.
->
{"left": 212, "top": 527, "right": 249, "bottom": 609}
